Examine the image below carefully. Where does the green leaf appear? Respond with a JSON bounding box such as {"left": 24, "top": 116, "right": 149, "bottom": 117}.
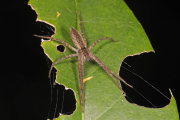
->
{"left": 29, "top": 0, "right": 179, "bottom": 120}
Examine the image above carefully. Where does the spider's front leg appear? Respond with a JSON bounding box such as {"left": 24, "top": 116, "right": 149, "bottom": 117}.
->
{"left": 48, "top": 53, "right": 78, "bottom": 77}
{"left": 89, "top": 52, "right": 132, "bottom": 92}
{"left": 78, "top": 50, "right": 85, "bottom": 114}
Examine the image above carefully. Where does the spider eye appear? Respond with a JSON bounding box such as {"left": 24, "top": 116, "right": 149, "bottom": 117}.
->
{"left": 56, "top": 44, "right": 66, "bottom": 53}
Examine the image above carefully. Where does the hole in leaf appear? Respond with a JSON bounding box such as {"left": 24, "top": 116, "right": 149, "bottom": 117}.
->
{"left": 56, "top": 44, "right": 66, "bottom": 53}
{"left": 120, "top": 52, "right": 171, "bottom": 108}
{"left": 34, "top": 21, "right": 55, "bottom": 40}
{"left": 47, "top": 63, "right": 76, "bottom": 119}
{"left": 47, "top": 83, "right": 76, "bottom": 119}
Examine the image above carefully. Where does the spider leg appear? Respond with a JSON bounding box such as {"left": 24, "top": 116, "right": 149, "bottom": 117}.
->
{"left": 89, "top": 52, "right": 123, "bottom": 91}
{"left": 89, "top": 52, "right": 132, "bottom": 92}
{"left": 78, "top": 51, "right": 85, "bottom": 113}
{"left": 88, "top": 37, "right": 118, "bottom": 50}
{"left": 34, "top": 35, "right": 78, "bottom": 52}
{"left": 104, "top": 64, "right": 133, "bottom": 88}
{"left": 49, "top": 53, "right": 78, "bottom": 77}
{"left": 79, "top": 11, "right": 87, "bottom": 46}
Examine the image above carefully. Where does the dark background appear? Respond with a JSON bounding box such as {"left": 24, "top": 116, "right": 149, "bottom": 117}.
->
{"left": 0, "top": 0, "right": 179, "bottom": 119}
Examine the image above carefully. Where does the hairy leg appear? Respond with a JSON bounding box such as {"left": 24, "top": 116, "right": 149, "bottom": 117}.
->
{"left": 49, "top": 53, "right": 78, "bottom": 77}
{"left": 34, "top": 35, "right": 78, "bottom": 52}
{"left": 89, "top": 52, "right": 132, "bottom": 90}
{"left": 79, "top": 11, "right": 87, "bottom": 46}
{"left": 78, "top": 51, "right": 85, "bottom": 113}
{"left": 88, "top": 37, "right": 118, "bottom": 50}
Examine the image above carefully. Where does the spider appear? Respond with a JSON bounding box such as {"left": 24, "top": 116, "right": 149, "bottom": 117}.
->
{"left": 34, "top": 11, "right": 133, "bottom": 115}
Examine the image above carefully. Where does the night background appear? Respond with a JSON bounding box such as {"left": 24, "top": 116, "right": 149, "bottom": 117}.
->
{"left": 0, "top": 0, "right": 179, "bottom": 119}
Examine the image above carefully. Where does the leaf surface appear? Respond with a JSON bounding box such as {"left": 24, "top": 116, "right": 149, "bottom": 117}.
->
{"left": 29, "top": 0, "right": 179, "bottom": 119}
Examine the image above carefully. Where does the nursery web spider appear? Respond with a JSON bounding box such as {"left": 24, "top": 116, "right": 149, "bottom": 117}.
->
{"left": 34, "top": 11, "right": 133, "bottom": 114}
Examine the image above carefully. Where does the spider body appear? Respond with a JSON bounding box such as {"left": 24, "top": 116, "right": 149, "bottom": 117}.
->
{"left": 79, "top": 48, "right": 90, "bottom": 61}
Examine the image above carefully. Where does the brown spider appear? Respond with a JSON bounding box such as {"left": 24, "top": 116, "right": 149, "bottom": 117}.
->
{"left": 34, "top": 11, "right": 132, "bottom": 115}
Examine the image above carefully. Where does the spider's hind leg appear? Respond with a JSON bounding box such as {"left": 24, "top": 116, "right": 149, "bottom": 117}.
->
{"left": 79, "top": 11, "right": 87, "bottom": 46}
{"left": 88, "top": 37, "right": 118, "bottom": 50}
